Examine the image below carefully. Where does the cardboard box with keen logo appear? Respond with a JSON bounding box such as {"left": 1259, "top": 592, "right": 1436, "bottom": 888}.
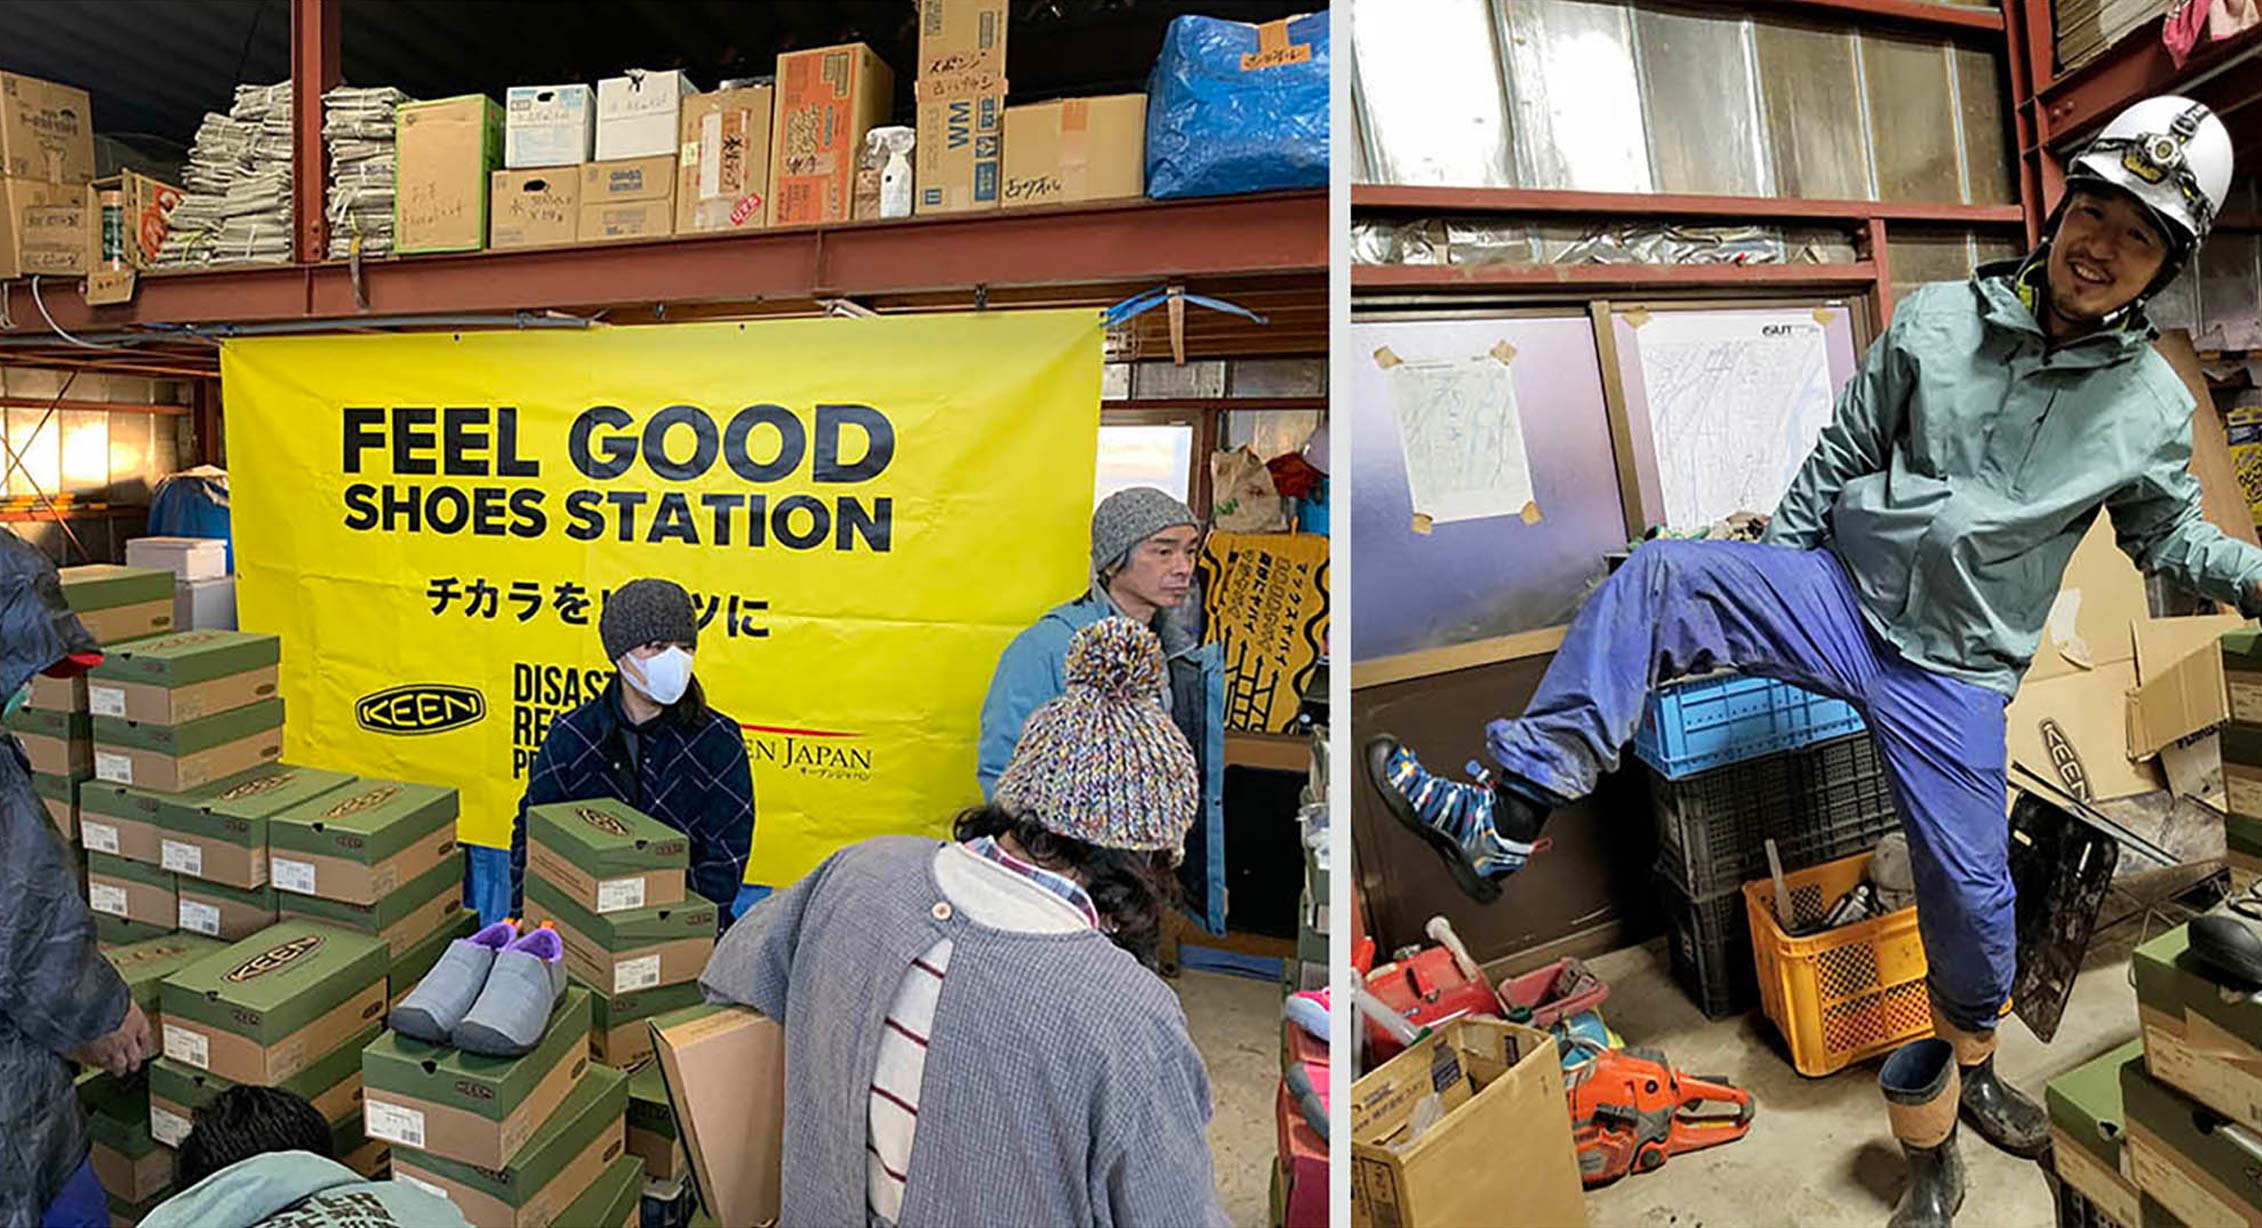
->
{"left": 177, "top": 876, "right": 279, "bottom": 942}
{"left": 58, "top": 565, "right": 175, "bottom": 645}
{"left": 362, "top": 987, "right": 593, "bottom": 1169}
{"left": 267, "top": 779, "right": 458, "bottom": 907}
{"left": 87, "top": 630, "right": 279, "bottom": 726}
{"left": 93, "top": 697, "right": 286, "bottom": 793}
{"left": 391, "top": 913, "right": 479, "bottom": 1012}
{"left": 7, "top": 706, "right": 89, "bottom": 777}
{"left": 96, "top": 912, "right": 172, "bottom": 950}
{"left": 148, "top": 1024, "right": 379, "bottom": 1148}
{"left": 524, "top": 875, "right": 715, "bottom": 996}
{"left": 585, "top": 978, "right": 704, "bottom": 1071}
{"left": 158, "top": 920, "right": 389, "bottom": 1085}
{"left": 156, "top": 763, "right": 357, "bottom": 891}
{"left": 2046, "top": 1039, "right": 2145, "bottom": 1228}
{"left": 2136, "top": 923, "right": 2262, "bottom": 1143}
{"left": 528, "top": 798, "right": 688, "bottom": 916}
{"left": 104, "top": 932, "right": 222, "bottom": 1040}
{"left": 87, "top": 851, "right": 177, "bottom": 930}
{"left": 558, "top": 1153, "right": 645, "bottom": 1228}
{"left": 34, "top": 769, "right": 80, "bottom": 839}
{"left": 281, "top": 855, "right": 466, "bottom": 960}
{"left": 392, "top": 1062, "right": 628, "bottom": 1227}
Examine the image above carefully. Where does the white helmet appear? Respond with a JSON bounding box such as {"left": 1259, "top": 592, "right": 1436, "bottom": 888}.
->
{"left": 2065, "top": 95, "right": 2233, "bottom": 253}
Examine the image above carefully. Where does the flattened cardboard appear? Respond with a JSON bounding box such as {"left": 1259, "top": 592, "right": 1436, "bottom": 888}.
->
{"left": 2128, "top": 615, "right": 2246, "bottom": 759}
{"left": 2007, "top": 658, "right": 2160, "bottom": 803}
{"left": 651, "top": 1005, "right": 783, "bottom": 1228}
{"left": 491, "top": 168, "right": 578, "bottom": 248}
{"left": 1001, "top": 94, "right": 1146, "bottom": 209}
{"left": 154, "top": 763, "right": 357, "bottom": 891}
{"left": 392, "top": 1064, "right": 628, "bottom": 1227}
{"left": 158, "top": 920, "right": 389, "bottom": 1086}
{"left": 676, "top": 87, "right": 772, "bottom": 234}
{"left": 176, "top": 877, "right": 279, "bottom": 942}
{"left": 87, "top": 851, "right": 177, "bottom": 928}
{"left": 528, "top": 798, "right": 688, "bottom": 915}
{"left": 524, "top": 875, "right": 715, "bottom": 994}
{"left": 267, "top": 779, "right": 458, "bottom": 907}
{"left": 2025, "top": 513, "right": 2150, "bottom": 686}
{"left": 279, "top": 854, "right": 466, "bottom": 959}
{"left": 362, "top": 989, "right": 592, "bottom": 1170}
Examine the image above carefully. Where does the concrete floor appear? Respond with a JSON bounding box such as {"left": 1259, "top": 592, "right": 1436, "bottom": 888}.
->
{"left": 1581, "top": 917, "right": 2164, "bottom": 1228}
{"left": 1177, "top": 967, "right": 1286, "bottom": 1228}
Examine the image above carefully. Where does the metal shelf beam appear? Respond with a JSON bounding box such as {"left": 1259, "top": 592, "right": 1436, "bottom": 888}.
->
{"left": 1353, "top": 185, "right": 2025, "bottom": 226}
{"left": 1352, "top": 262, "right": 1878, "bottom": 290}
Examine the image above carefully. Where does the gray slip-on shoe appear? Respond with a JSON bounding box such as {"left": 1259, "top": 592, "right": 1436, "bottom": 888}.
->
{"left": 452, "top": 924, "right": 568, "bottom": 1058}
{"left": 389, "top": 919, "right": 516, "bottom": 1043}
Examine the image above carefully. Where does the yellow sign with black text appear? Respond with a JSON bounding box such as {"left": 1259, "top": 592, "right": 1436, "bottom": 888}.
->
{"left": 225, "top": 313, "right": 1100, "bottom": 885}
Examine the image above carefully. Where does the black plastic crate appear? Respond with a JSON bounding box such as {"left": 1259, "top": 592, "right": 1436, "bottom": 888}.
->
{"left": 1649, "top": 730, "right": 1902, "bottom": 900}
{"left": 1661, "top": 876, "right": 1757, "bottom": 1020}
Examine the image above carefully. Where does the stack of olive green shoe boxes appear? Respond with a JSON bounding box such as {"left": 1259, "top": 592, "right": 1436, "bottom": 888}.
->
{"left": 2219, "top": 630, "right": 2262, "bottom": 892}
{"left": 79, "top": 933, "right": 222, "bottom": 1218}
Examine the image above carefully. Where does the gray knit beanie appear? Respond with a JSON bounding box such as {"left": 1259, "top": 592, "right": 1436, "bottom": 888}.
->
{"left": 1091, "top": 487, "right": 1198, "bottom": 581}
{"left": 600, "top": 579, "right": 699, "bottom": 661}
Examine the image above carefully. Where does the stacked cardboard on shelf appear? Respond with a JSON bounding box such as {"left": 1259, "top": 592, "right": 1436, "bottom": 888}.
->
{"left": 596, "top": 70, "right": 696, "bottom": 162}
{"left": 507, "top": 85, "right": 596, "bottom": 169}
{"left": 771, "top": 44, "right": 893, "bottom": 225}
{"left": 1001, "top": 94, "right": 1147, "bottom": 209}
{"left": 0, "top": 70, "right": 97, "bottom": 279}
{"left": 677, "top": 85, "right": 773, "bottom": 234}
{"left": 913, "top": 0, "right": 1005, "bottom": 217}
{"left": 491, "top": 166, "right": 578, "bottom": 249}
{"left": 395, "top": 95, "right": 503, "bottom": 255}
{"left": 578, "top": 154, "right": 675, "bottom": 244}
{"left": 522, "top": 799, "right": 711, "bottom": 997}
{"left": 91, "top": 168, "right": 186, "bottom": 275}
{"left": 125, "top": 537, "right": 235, "bottom": 633}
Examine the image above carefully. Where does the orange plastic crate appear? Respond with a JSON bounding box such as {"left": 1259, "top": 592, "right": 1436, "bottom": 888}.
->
{"left": 1742, "top": 849, "right": 1932, "bottom": 1076}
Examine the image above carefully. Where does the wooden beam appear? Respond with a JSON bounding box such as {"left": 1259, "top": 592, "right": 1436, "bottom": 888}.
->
{"left": 1226, "top": 732, "right": 1311, "bottom": 773}
{"left": 1353, "top": 626, "right": 1572, "bottom": 690}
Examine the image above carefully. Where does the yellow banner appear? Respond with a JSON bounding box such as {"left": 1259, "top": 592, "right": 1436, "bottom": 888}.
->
{"left": 224, "top": 313, "right": 1100, "bottom": 886}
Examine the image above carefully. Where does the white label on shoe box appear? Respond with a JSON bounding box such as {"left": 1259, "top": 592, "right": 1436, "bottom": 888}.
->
{"left": 81, "top": 820, "right": 119, "bottom": 855}
{"left": 88, "top": 882, "right": 127, "bottom": 916}
{"left": 161, "top": 839, "right": 203, "bottom": 876}
{"left": 94, "top": 752, "right": 133, "bottom": 784}
{"left": 150, "top": 1104, "right": 192, "bottom": 1148}
{"left": 163, "top": 1025, "right": 209, "bottom": 1069}
{"left": 272, "top": 857, "right": 318, "bottom": 896}
{"left": 597, "top": 876, "right": 646, "bottom": 913}
{"left": 179, "top": 898, "right": 220, "bottom": 936}
{"left": 88, "top": 685, "right": 126, "bottom": 718}
{"left": 614, "top": 954, "right": 661, "bottom": 993}
{"left": 396, "top": 1170, "right": 449, "bottom": 1202}
{"left": 365, "top": 1099, "right": 427, "bottom": 1149}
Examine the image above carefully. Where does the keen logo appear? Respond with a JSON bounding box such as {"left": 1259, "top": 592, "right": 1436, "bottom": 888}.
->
{"left": 224, "top": 934, "right": 323, "bottom": 982}
{"left": 577, "top": 807, "right": 631, "bottom": 837}
{"left": 455, "top": 1080, "right": 495, "bottom": 1100}
{"left": 357, "top": 685, "right": 486, "bottom": 736}
{"left": 219, "top": 773, "right": 298, "bottom": 803}
{"left": 325, "top": 786, "right": 402, "bottom": 820}
{"left": 2039, "top": 719, "right": 2091, "bottom": 801}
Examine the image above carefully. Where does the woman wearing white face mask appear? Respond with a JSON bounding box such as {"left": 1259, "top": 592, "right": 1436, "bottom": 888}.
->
{"left": 495, "top": 578, "right": 759, "bottom": 926}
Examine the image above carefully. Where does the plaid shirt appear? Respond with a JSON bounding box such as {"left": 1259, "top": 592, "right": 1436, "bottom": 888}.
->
{"left": 511, "top": 680, "right": 755, "bottom": 912}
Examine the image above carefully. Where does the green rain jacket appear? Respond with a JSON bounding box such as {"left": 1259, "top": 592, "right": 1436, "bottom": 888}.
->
{"left": 1761, "top": 260, "right": 2262, "bottom": 695}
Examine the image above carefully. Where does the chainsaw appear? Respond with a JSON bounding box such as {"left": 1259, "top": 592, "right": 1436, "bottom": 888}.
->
{"left": 1565, "top": 1040, "right": 1754, "bottom": 1186}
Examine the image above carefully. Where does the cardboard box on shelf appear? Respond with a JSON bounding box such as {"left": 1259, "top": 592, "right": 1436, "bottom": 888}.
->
{"left": 177, "top": 575, "right": 237, "bottom": 632}
{"left": 280, "top": 855, "right": 466, "bottom": 960}
{"left": 0, "top": 176, "right": 91, "bottom": 279}
{"left": 28, "top": 671, "right": 86, "bottom": 712}
{"left": 576, "top": 199, "right": 673, "bottom": 244}
{"left": 1001, "top": 94, "right": 1147, "bottom": 209}
{"left": 771, "top": 44, "right": 895, "bottom": 226}
{"left": 524, "top": 876, "right": 715, "bottom": 995}
{"left": 1351, "top": 1019, "right": 1587, "bottom": 1228}
{"left": 88, "top": 630, "right": 281, "bottom": 726}
{"left": 555, "top": 1153, "right": 645, "bottom": 1228}
{"left": 676, "top": 86, "right": 772, "bottom": 233}
{"left": 86, "top": 1111, "right": 170, "bottom": 1204}
{"left": 918, "top": 0, "right": 1008, "bottom": 77}
{"left": 914, "top": 73, "right": 1002, "bottom": 216}
{"left": 2136, "top": 923, "right": 2262, "bottom": 1137}
{"left": 177, "top": 876, "right": 279, "bottom": 942}
{"left": 596, "top": 69, "right": 697, "bottom": 163}
{"left": 154, "top": 763, "right": 357, "bottom": 891}
{"left": 2046, "top": 1039, "right": 2144, "bottom": 1228}
{"left": 87, "top": 851, "right": 177, "bottom": 930}
{"left": 361, "top": 988, "right": 593, "bottom": 1170}
{"left": 93, "top": 169, "right": 183, "bottom": 272}
{"left": 102, "top": 932, "right": 222, "bottom": 1039}
{"left": 627, "top": 1060, "right": 690, "bottom": 1181}
{"left": 94, "top": 911, "right": 170, "bottom": 949}
{"left": 389, "top": 912, "right": 479, "bottom": 1011}
{"left": 7, "top": 706, "right": 90, "bottom": 777}
{"left": 125, "top": 537, "right": 227, "bottom": 583}
{"left": 586, "top": 979, "right": 706, "bottom": 1072}
{"left": 20, "top": 189, "right": 93, "bottom": 274}
{"left": 57, "top": 565, "right": 175, "bottom": 645}
{"left": 1, "top": 72, "right": 93, "bottom": 183}
{"left": 2123, "top": 1053, "right": 2262, "bottom": 1224}
{"left": 490, "top": 168, "right": 578, "bottom": 249}
{"left": 32, "top": 770, "right": 78, "bottom": 839}
{"left": 92, "top": 697, "right": 286, "bottom": 793}
{"left": 505, "top": 84, "right": 596, "bottom": 169}
{"left": 529, "top": 798, "right": 689, "bottom": 916}
{"left": 393, "top": 1063, "right": 628, "bottom": 1228}
{"left": 396, "top": 95, "right": 504, "bottom": 256}
{"left": 148, "top": 1023, "right": 379, "bottom": 1147}
{"left": 158, "top": 919, "right": 389, "bottom": 1085}
{"left": 650, "top": 1005, "right": 783, "bottom": 1228}
{"left": 581, "top": 155, "right": 675, "bottom": 204}
{"left": 267, "top": 779, "right": 458, "bottom": 907}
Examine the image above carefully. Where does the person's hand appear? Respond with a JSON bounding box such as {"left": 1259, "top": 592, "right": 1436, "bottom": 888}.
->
{"left": 75, "top": 1001, "right": 156, "bottom": 1077}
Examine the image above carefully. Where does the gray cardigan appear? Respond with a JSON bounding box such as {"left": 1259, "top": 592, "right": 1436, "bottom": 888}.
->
{"left": 700, "top": 836, "right": 1228, "bottom": 1228}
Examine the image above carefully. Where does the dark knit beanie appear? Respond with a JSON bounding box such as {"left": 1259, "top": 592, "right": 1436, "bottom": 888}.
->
{"left": 600, "top": 579, "right": 698, "bottom": 661}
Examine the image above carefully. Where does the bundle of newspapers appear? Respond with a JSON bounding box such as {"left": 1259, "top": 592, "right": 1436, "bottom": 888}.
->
{"left": 154, "top": 81, "right": 294, "bottom": 268}
{"left": 324, "top": 85, "right": 411, "bottom": 259}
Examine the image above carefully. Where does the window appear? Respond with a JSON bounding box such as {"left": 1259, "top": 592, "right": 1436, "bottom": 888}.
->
{"left": 1096, "top": 423, "right": 1195, "bottom": 509}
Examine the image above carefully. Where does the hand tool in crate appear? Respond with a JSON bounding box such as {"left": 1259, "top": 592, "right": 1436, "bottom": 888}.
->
{"left": 1564, "top": 1038, "right": 1755, "bottom": 1186}
{"left": 1362, "top": 920, "right": 1500, "bottom": 1062}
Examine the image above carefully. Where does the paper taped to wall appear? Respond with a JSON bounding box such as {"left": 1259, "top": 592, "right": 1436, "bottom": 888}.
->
{"left": 1635, "top": 310, "right": 1835, "bottom": 529}
{"left": 1385, "top": 354, "right": 1536, "bottom": 525}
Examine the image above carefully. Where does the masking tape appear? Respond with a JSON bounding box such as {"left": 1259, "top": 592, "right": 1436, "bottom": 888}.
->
{"left": 1624, "top": 307, "right": 1651, "bottom": 329}
{"left": 1411, "top": 513, "right": 1434, "bottom": 535}
{"left": 1813, "top": 306, "right": 1836, "bottom": 326}
{"left": 1373, "top": 346, "right": 1403, "bottom": 369}
{"left": 1489, "top": 341, "right": 1517, "bottom": 365}
{"left": 1520, "top": 501, "right": 1544, "bottom": 525}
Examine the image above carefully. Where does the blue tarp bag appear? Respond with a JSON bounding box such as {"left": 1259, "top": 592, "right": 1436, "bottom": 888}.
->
{"left": 147, "top": 468, "right": 232, "bottom": 570}
{"left": 1145, "top": 10, "right": 1329, "bottom": 199}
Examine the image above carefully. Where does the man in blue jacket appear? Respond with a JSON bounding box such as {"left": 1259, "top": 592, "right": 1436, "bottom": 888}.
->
{"left": 979, "top": 487, "right": 1227, "bottom": 927}
{"left": 1368, "top": 98, "right": 2255, "bottom": 1226}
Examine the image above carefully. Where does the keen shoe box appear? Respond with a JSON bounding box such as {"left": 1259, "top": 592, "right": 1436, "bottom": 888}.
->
{"left": 158, "top": 920, "right": 389, "bottom": 1086}
{"left": 87, "top": 1109, "right": 169, "bottom": 1204}
{"left": 108, "top": 1186, "right": 173, "bottom": 1227}
{"left": 95, "top": 912, "right": 171, "bottom": 950}
{"left": 2137, "top": 922, "right": 2262, "bottom": 1137}
{"left": 338, "top": 1122, "right": 389, "bottom": 1181}
{"left": 583, "top": 977, "right": 704, "bottom": 1071}
{"left": 2048, "top": 1039, "right": 2144, "bottom": 1228}
{"left": 88, "top": 852, "right": 176, "bottom": 929}
{"left": 556, "top": 1153, "right": 644, "bottom": 1228}
{"left": 282, "top": 855, "right": 466, "bottom": 961}
{"left": 2223, "top": 724, "right": 2262, "bottom": 825}
{"left": 2124, "top": 1054, "right": 2262, "bottom": 1225}
{"left": 87, "top": 630, "right": 279, "bottom": 726}
{"left": 103, "top": 932, "right": 222, "bottom": 1039}
{"left": 393, "top": 1062, "right": 628, "bottom": 1227}
{"left": 149, "top": 1025, "right": 377, "bottom": 1147}
{"left": 390, "top": 912, "right": 479, "bottom": 1012}
{"left": 177, "top": 876, "right": 278, "bottom": 942}
{"left": 268, "top": 780, "right": 458, "bottom": 907}
{"left": 363, "top": 987, "right": 593, "bottom": 1170}
{"left": 33, "top": 769, "right": 79, "bottom": 839}
{"left": 627, "top": 1060, "right": 691, "bottom": 1181}
{"left": 2224, "top": 629, "right": 2262, "bottom": 726}
{"left": 28, "top": 671, "right": 86, "bottom": 712}
{"left": 156, "top": 764, "right": 357, "bottom": 891}
{"left": 528, "top": 798, "right": 688, "bottom": 915}
{"left": 81, "top": 779, "right": 169, "bottom": 864}
{"left": 7, "top": 706, "right": 90, "bottom": 776}
{"left": 525, "top": 876, "right": 715, "bottom": 995}
{"left": 92, "top": 698, "right": 286, "bottom": 793}
{"left": 58, "top": 565, "right": 175, "bottom": 645}
{"left": 2231, "top": 810, "right": 2262, "bottom": 893}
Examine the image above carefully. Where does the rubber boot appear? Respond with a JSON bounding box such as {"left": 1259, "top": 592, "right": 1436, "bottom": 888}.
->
{"left": 1881, "top": 1038, "right": 1965, "bottom": 1228}
{"left": 1933, "top": 1008, "right": 2050, "bottom": 1160}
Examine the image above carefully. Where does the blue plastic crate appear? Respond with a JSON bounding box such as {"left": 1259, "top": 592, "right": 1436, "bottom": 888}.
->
{"left": 1632, "top": 674, "right": 1867, "bottom": 779}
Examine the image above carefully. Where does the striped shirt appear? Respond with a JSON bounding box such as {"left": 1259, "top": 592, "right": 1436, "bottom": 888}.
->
{"left": 867, "top": 839, "right": 1097, "bottom": 1222}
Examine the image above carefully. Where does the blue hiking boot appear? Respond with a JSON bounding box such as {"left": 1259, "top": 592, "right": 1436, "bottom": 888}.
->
{"left": 1364, "top": 735, "right": 1548, "bottom": 904}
